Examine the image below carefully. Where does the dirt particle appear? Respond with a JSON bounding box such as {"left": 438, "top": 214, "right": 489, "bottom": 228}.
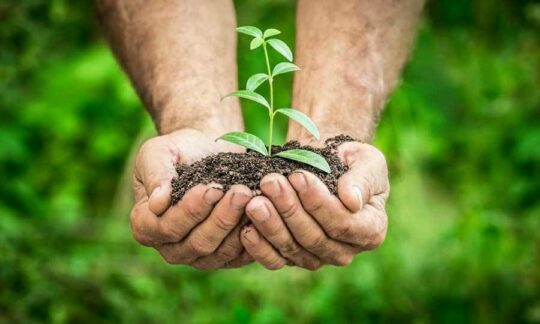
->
{"left": 171, "top": 135, "right": 357, "bottom": 204}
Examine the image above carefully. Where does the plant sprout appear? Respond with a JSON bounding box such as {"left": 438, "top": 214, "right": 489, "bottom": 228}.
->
{"left": 219, "top": 26, "right": 330, "bottom": 173}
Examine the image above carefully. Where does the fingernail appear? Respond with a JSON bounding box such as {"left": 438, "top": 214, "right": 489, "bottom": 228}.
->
{"left": 203, "top": 186, "right": 223, "bottom": 204}
{"left": 261, "top": 178, "right": 281, "bottom": 198}
{"left": 354, "top": 186, "right": 364, "bottom": 210}
{"left": 242, "top": 226, "right": 259, "bottom": 244}
{"left": 231, "top": 191, "right": 251, "bottom": 209}
{"left": 249, "top": 202, "right": 269, "bottom": 222}
{"left": 291, "top": 171, "right": 308, "bottom": 191}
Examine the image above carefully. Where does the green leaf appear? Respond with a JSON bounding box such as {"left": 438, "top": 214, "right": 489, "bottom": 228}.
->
{"left": 250, "top": 37, "right": 263, "bottom": 50}
{"left": 217, "top": 132, "right": 268, "bottom": 156}
{"left": 275, "top": 149, "right": 331, "bottom": 173}
{"left": 263, "top": 28, "right": 281, "bottom": 38}
{"left": 272, "top": 62, "right": 300, "bottom": 77}
{"left": 275, "top": 108, "right": 320, "bottom": 140}
{"left": 246, "top": 73, "right": 269, "bottom": 91}
{"left": 236, "top": 26, "right": 263, "bottom": 38}
{"left": 222, "top": 90, "right": 270, "bottom": 110}
{"left": 267, "top": 39, "right": 293, "bottom": 61}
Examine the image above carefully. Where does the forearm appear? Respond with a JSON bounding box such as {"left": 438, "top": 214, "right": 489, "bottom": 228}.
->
{"left": 291, "top": 0, "right": 424, "bottom": 143}
{"left": 96, "top": 0, "right": 243, "bottom": 135}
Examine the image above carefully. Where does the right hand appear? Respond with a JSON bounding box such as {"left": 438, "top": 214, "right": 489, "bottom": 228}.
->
{"left": 130, "top": 129, "right": 254, "bottom": 270}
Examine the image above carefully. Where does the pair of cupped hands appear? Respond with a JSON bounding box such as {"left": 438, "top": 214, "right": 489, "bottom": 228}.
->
{"left": 131, "top": 129, "right": 389, "bottom": 270}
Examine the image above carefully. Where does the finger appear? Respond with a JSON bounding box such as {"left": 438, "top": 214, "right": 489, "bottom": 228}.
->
{"left": 133, "top": 184, "right": 223, "bottom": 246}
{"left": 289, "top": 170, "right": 359, "bottom": 245}
{"left": 192, "top": 224, "right": 245, "bottom": 270}
{"left": 260, "top": 173, "right": 354, "bottom": 265}
{"left": 245, "top": 195, "right": 321, "bottom": 270}
{"left": 156, "top": 243, "right": 192, "bottom": 265}
{"left": 224, "top": 250, "right": 255, "bottom": 269}
{"left": 337, "top": 142, "right": 389, "bottom": 212}
{"left": 240, "top": 225, "right": 287, "bottom": 270}
{"left": 149, "top": 181, "right": 174, "bottom": 216}
{"left": 290, "top": 170, "right": 387, "bottom": 248}
{"left": 158, "top": 185, "right": 251, "bottom": 264}
{"left": 135, "top": 137, "right": 178, "bottom": 215}
{"left": 186, "top": 185, "right": 252, "bottom": 255}
{"left": 349, "top": 196, "right": 389, "bottom": 250}
{"left": 130, "top": 200, "right": 160, "bottom": 247}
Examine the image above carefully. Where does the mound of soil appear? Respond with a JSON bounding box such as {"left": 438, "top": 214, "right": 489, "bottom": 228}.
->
{"left": 171, "top": 135, "right": 356, "bottom": 204}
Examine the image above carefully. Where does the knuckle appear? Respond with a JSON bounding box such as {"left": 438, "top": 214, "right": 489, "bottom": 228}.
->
{"left": 131, "top": 229, "right": 151, "bottom": 247}
{"left": 159, "top": 248, "right": 183, "bottom": 265}
{"left": 216, "top": 244, "right": 242, "bottom": 261}
{"left": 327, "top": 219, "right": 354, "bottom": 240}
{"left": 162, "top": 254, "right": 179, "bottom": 265}
{"left": 216, "top": 248, "right": 239, "bottom": 261}
{"left": 303, "top": 232, "right": 327, "bottom": 251}
{"left": 266, "top": 259, "right": 286, "bottom": 271}
{"left": 192, "top": 261, "right": 215, "bottom": 271}
{"left": 279, "top": 241, "right": 302, "bottom": 257}
{"left": 158, "top": 218, "right": 181, "bottom": 242}
{"left": 304, "top": 260, "right": 322, "bottom": 271}
{"left": 370, "top": 221, "right": 388, "bottom": 249}
{"left": 373, "top": 230, "right": 387, "bottom": 248}
{"left": 188, "top": 237, "right": 214, "bottom": 256}
{"left": 263, "top": 221, "right": 283, "bottom": 239}
{"left": 304, "top": 199, "right": 325, "bottom": 215}
{"left": 130, "top": 209, "right": 152, "bottom": 246}
{"left": 372, "top": 210, "right": 388, "bottom": 246}
{"left": 212, "top": 214, "right": 237, "bottom": 232}
{"left": 356, "top": 213, "right": 387, "bottom": 250}
{"left": 278, "top": 201, "right": 300, "bottom": 219}
{"left": 185, "top": 204, "right": 207, "bottom": 223}
{"left": 370, "top": 194, "right": 386, "bottom": 210}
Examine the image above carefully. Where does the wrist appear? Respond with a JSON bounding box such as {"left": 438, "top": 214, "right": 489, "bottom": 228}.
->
{"left": 287, "top": 124, "right": 372, "bottom": 147}
{"left": 155, "top": 97, "right": 244, "bottom": 137}
{"left": 166, "top": 128, "right": 246, "bottom": 154}
{"left": 291, "top": 68, "right": 385, "bottom": 144}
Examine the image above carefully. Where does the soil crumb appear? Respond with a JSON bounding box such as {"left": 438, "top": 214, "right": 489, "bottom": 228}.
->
{"left": 171, "top": 134, "right": 356, "bottom": 204}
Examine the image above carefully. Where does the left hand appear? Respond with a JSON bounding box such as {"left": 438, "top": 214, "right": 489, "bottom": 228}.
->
{"left": 240, "top": 141, "right": 389, "bottom": 270}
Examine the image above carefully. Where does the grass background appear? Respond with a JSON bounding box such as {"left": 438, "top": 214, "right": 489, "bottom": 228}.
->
{"left": 1, "top": 0, "right": 539, "bottom": 323}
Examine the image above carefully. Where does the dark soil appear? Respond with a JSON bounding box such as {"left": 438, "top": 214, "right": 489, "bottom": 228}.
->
{"left": 171, "top": 134, "right": 357, "bottom": 205}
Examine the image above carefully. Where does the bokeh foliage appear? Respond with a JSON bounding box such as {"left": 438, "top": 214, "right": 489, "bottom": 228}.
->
{"left": 1, "top": 0, "right": 539, "bottom": 323}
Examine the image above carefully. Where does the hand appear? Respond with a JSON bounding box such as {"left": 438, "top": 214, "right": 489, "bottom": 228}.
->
{"left": 130, "top": 128, "right": 254, "bottom": 270}
{"left": 240, "top": 141, "right": 389, "bottom": 270}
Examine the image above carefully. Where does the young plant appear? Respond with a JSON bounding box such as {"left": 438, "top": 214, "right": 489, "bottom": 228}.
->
{"left": 219, "top": 26, "right": 330, "bottom": 173}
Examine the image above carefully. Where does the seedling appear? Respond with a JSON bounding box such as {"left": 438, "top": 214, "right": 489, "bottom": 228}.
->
{"left": 219, "top": 26, "right": 330, "bottom": 173}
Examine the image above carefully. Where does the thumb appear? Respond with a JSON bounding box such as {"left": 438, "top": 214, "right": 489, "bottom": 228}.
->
{"left": 337, "top": 142, "right": 388, "bottom": 212}
{"left": 135, "top": 139, "right": 177, "bottom": 215}
{"left": 148, "top": 180, "right": 173, "bottom": 215}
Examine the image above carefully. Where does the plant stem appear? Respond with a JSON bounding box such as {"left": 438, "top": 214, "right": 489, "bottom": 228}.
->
{"left": 262, "top": 41, "right": 274, "bottom": 156}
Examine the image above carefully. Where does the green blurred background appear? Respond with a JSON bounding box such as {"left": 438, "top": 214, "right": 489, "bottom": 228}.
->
{"left": 1, "top": 0, "right": 539, "bottom": 323}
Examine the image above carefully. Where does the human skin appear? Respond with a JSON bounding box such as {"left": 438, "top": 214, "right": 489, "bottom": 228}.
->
{"left": 96, "top": 0, "right": 424, "bottom": 270}
{"left": 240, "top": 0, "right": 425, "bottom": 269}
{"left": 96, "top": 0, "right": 255, "bottom": 269}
